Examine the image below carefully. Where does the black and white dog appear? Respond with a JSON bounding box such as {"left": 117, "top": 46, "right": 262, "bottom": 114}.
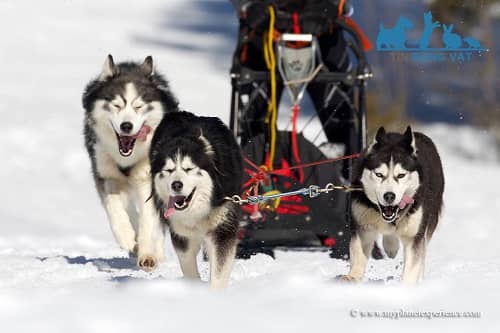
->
{"left": 150, "top": 112, "right": 243, "bottom": 288}
{"left": 344, "top": 126, "right": 444, "bottom": 284}
{"left": 83, "top": 55, "right": 178, "bottom": 270}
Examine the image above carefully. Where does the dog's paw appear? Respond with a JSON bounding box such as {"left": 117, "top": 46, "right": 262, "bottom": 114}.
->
{"left": 137, "top": 255, "right": 158, "bottom": 271}
{"left": 338, "top": 275, "right": 359, "bottom": 283}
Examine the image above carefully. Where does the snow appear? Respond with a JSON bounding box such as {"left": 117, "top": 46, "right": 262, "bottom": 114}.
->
{"left": 1, "top": 1, "right": 499, "bottom": 332}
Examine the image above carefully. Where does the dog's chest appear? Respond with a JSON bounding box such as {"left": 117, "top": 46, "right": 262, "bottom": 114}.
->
{"left": 94, "top": 145, "right": 151, "bottom": 182}
{"left": 168, "top": 204, "right": 228, "bottom": 239}
{"left": 169, "top": 217, "right": 209, "bottom": 238}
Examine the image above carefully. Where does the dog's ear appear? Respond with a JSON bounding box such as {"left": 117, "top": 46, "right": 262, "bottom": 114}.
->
{"left": 403, "top": 126, "right": 417, "bottom": 155}
{"left": 375, "top": 127, "right": 386, "bottom": 143}
{"left": 198, "top": 128, "right": 215, "bottom": 157}
{"left": 141, "top": 56, "right": 154, "bottom": 77}
{"left": 367, "top": 126, "right": 385, "bottom": 153}
{"left": 99, "top": 54, "right": 119, "bottom": 81}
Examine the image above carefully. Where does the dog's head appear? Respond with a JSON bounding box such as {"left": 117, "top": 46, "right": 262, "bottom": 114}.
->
{"left": 358, "top": 126, "right": 420, "bottom": 223}
{"left": 151, "top": 130, "right": 216, "bottom": 220}
{"left": 83, "top": 55, "right": 177, "bottom": 157}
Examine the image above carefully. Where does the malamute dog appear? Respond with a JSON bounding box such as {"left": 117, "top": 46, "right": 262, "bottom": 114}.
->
{"left": 150, "top": 111, "right": 243, "bottom": 288}
{"left": 344, "top": 126, "right": 444, "bottom": 284}
{"left": 82, "top": 55, "right": 178, "bottom": 270}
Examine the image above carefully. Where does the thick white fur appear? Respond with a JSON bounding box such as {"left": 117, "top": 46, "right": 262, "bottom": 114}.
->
{"left": 91, "top": 82, "right": 165, "bottom": 269}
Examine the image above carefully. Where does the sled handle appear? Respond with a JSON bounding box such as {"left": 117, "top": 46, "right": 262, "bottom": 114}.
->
{"left": 281, "top": 33, "right": 313, "bottom": 42}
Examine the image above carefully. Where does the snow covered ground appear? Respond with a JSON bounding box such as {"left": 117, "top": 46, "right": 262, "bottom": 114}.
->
{"left": 1, "top": 1, "right": 499, "bottom": 332}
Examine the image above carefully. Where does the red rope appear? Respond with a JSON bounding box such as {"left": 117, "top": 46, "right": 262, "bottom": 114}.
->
{"left": 241, "top": 152, "right": 360, "bottom": 220}
{"left": 292, "top": 12, "right": 301, "bottom": 34}
{"left": 269, "top": 152, "right": 360, "bottom": 173}
{"left": 243, "top": 152, "right": 360, "bottom": 191}
{"left": 291, "top": 104, "right": 304, "bottom": 183}
{"left": 244, "top": 156, "right": 261, "bottom": 171}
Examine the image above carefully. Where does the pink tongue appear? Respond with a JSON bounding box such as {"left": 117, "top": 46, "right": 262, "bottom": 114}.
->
{"left": 132, "top": 125, "right": 151, "bottom": 141}
{"left": 164, "top": 208, "right": 176, "bottom": 219}
{"left": 164, "top": 197, "right": 177, "bottom": 219}
{"left": 399, "top": 195, "right": 415, "bottom": 209}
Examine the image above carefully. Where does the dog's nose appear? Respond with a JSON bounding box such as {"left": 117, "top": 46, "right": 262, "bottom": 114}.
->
{"left": 120, "top": 122, "right": 133, "bottom": 134}
{"left": 171, "top": 181, "right": 183, "bottom": 192}
{"left": 384, "top": 192, "right": 396, "bottom": 204}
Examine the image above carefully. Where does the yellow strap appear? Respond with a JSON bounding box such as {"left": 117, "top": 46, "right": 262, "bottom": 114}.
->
{"left": 263, "top": 5, "right": 277, "bottom": 170}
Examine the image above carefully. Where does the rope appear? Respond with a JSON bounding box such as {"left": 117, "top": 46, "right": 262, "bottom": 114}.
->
{"left": 241, "top": 152, "right": 361, "bottom": 204}
{"left": 263, "top": 5, "right": 277, "bottom": 170}
{"left": 243, "top": 153, "right": 360, "bottom": 185}
{"left": 291, "top": 104, "right": 304, "bottom": 183}
{"left": 283, "top": 63, "right": 324, "bottom": 86}
{"left": 268, "top": 152, "right": 360, "bottom": 173}
{"left": 226, "top": 182, "right": 363, "bottom": 206}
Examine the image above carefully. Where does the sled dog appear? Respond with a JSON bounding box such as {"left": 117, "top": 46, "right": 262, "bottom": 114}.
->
{"left": 150, "top": 111, "right": 243, "bottom": 288}
{"left": 83, "top": 55, "right": 178, "bottom": 269}
{"left": 344, "top": 126, "right": 444, "bottom": 284}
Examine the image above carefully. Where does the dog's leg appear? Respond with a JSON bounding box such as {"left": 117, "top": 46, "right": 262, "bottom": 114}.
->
{"left": 205, "top": 231, "right": 237, "bottom": 289}
{"left": 383, "top": 234, "right": 400, "bottom": 259}
{"left": 401, "top": 236, "right": 426, "bottom": 284}
{"left": 101, "top": 179, "right": 136, "bottom": 253}
{"left": 342, "top": 230, "right": 377, "bottom": 282}
{"left": 135, "top": 180, "right": 164, "bottom": 271}
{"left": 204, "top": 204, "right": 239, "bottom": 289}
{"left": 171, "top": 232, "right": 202, "bottom": 279}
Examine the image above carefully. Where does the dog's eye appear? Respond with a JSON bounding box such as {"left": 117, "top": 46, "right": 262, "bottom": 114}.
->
{"left": 375, "top": 172, "right": 384, "bottom": 178}
{"left": 183, "top": 167, "right": 194, "bottom": 172}
{"left": 397, "top": 173, "right": 407, "bottom": 179}
{"left": 164, "top": 169, "right": 175, "bottom": 173}
{"left": 111, "top": 103, "right": 122, "bottom": 110}
{"left": 134, "top": 104, "right": 146, "bottom": 111}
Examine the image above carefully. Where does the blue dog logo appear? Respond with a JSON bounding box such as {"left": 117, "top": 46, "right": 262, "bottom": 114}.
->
{"left": 376, "top": 12, "right": 487, "bottom": 63}
{"left": 377, "top": 16, "right": 414, "bottom": 50}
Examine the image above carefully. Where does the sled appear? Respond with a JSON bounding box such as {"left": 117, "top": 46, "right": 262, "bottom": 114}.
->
{"left": 228, "top": 0, "right": 372, "bottom": 259}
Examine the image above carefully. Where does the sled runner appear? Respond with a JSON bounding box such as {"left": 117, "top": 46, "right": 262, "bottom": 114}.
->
{"left": 228, "top": 0, "right": 372, "bottom": 259}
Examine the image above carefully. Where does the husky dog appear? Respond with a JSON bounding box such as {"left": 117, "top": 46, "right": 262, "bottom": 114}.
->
{"left": 83, "top": 55, "right": 178, "bottom": 270}
{"left": 343, "top": 126, "right": 444, "bottom": 284}
{"left": 150, "top": 111, "right": 243, "bottom": 288}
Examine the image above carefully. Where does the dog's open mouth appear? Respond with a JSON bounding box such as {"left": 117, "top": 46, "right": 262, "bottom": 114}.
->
{"left": 116, "top": 133, "right": 136, "bottom": 157}
{"left": 378, "top": 205, "right": 399, "bottom": 223}
{"left": 164, "top": 188, "right": 196, "bottom": 218}
{"left": 115, "top": 125, "right": 151, "bottom": 157}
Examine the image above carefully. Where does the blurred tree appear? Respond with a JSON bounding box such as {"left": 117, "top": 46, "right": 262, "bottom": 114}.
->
{"left": 431, "top": 0, "right": 499, "bottom": 149}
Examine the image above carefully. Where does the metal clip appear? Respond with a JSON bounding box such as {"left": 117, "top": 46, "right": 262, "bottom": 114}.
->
{"left": 308, "top": 185, "right": 320, "bottom": 198}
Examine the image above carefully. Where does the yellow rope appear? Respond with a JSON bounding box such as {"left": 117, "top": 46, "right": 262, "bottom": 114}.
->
{"left": 263, "top": 5, "right": 277, "bottom": 170}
